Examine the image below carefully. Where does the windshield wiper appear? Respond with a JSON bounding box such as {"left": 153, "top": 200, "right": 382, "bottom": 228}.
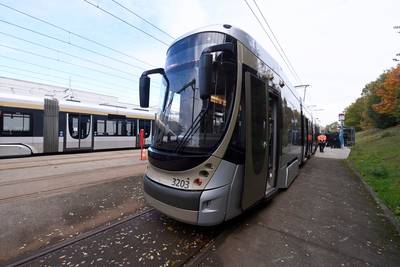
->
{"left": 156, "top": 79, "right": 196, "bottom": 145}
{"left": 174, "top": 100, "right": 209, "bottom": 153}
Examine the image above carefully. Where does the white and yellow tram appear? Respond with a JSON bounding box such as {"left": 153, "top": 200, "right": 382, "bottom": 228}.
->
{"left": 0, "top": 92, "right": 155, "bottom": 157}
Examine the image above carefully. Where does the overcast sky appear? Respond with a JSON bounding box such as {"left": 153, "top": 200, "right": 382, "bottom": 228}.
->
{"left": 0, "top": 0, "right": 399, "bottom": 125}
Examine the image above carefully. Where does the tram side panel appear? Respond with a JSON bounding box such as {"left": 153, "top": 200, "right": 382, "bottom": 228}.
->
{"left": 276, "top": 85, "right": 303, "bottom": 189}
{"left": 92, "top": 117, "right": 152, "bottom": 150}
{"left": 93, "top": 115, "right": 135, "bottom": 150}
{"left": 0, "top": 106, "right": 44, "bottom": 156}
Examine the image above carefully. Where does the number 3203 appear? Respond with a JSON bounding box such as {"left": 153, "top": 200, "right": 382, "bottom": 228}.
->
{"left": 172, "top": 178, "right": 189, "bottom": 189}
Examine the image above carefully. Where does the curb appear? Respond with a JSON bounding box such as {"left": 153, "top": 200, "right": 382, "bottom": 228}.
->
{"left": 345, "top": 160, "right": 400, "bottom": 235}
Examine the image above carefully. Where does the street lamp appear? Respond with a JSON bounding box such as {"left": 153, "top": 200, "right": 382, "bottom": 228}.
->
{"left": 338, "top": 113, "right": 345, "bottom": 148}
{"left": 294, "top": 84, "right": 311, "bottom": 102}
{"left": 338, "top": 113, "right": 345, "bottom": 123}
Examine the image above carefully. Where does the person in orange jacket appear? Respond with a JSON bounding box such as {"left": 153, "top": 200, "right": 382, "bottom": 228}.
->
{"left": 317, "top": 133, "right": 327, "bottom": 152}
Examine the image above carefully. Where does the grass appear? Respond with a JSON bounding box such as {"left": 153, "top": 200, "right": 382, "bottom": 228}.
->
{"left": 347, "top": 125, "right": 400, "bottom": 218}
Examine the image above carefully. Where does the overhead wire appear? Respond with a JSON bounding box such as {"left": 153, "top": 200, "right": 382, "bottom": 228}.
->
{"left": 0, "top": 1, "right": 155, "bottom": 67}
{"left": 0, "top": 31, "right": 141, "bottom": 77}
{"left": 0, "top": 43, "right": 140, "bottom": 82}
{"left": 111, "top": 0, "right": 175, "bottom": 40}
{"left": 0, "top": 55, "right": 137, "bottom": 91}
{"left": 0, "top": 71, "right": 69, "bottom": 90}
{"left": 82, "top": 0, "right": 170, "bottom": 46}
{"left": 0, "top": 1, "right": 165, "bottom": 102}
{"left": 252, "top": 0, "right": 301, "bottom": 83}
{"left": 0, "top": 80, "right": 136, "bottom": 102}
{"left": 0, "top": 64, "right": 138, "bottom": 94}
{"left": 243, "top": 0, "right": 301, "bottom": 84}
{"left": 0, "top": 19, "right": 145, "bottom": 71}
{"left": 0, "top": 75, "right": 138, "bottom": 103}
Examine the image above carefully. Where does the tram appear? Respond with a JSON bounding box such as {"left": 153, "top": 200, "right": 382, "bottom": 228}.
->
{"left": 0, "top": 92, "right": 155, "bottom": 157}
{"left": 138, "top": 25, "right": 318, "bottom": 226}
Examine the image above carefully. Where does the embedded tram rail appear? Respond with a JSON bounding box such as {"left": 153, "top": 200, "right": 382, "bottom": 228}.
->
{"left": 7, "top": 208, "right": 224, "bottom": 267}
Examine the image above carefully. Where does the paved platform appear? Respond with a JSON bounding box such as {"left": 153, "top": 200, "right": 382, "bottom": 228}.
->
{"left": 194, "top": 156, "right": 400, "bottom": 266}
{"left": 0, "top": 150, "right": 148, "bottom": 263}
{"left": 315, "top": 147, "right": 351, "bottom": 159}
{"left": 0, "top": 150, "right": 146, "bottom": 203}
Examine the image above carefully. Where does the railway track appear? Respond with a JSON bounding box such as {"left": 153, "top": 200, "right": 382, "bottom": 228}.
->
{"left": 7, "top": 208, "right": 155, "bottom": 267}
{"left": 0, "top": 162, "right": 144, "bottom": 188}
{"left": 0, "top": 150, "right": 138, "bottom": 171}
{"left": 0, "top": 164, "right": 146, "bottom": 204}
{"left": 6, "top": 208, "right": 222, "bottom": 267}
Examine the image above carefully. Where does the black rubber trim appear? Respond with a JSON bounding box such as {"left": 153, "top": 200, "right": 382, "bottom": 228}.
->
{"left": 148, "top": 147, "right": 208, "bottom": 171}
{"left": 144, "top": 175, "right": 201, "bottom": 211}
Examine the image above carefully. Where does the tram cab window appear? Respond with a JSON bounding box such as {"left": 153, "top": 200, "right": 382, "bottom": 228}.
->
{"left": 1, "top": 112, "right": 31, "bottom": 136}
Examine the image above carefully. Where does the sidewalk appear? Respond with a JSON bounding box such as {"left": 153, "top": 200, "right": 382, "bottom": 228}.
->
{"left": 315, "top": 147, "right": 351, "bottom": 159}
{"left": 193, "top": 152, "right": 400, "bottom": 266}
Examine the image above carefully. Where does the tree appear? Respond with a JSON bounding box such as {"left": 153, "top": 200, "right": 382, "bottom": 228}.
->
{"left": 362, "top": 73, "right": 397, "bottom": 129}
{"left": 342, "top": 65, "right": 400, "bottom": 131}
{"left": 344, "top": 97, "right": 365, "bottom": 131}
{"left": 372, "top": 65, "right": 400, "bottom": 122}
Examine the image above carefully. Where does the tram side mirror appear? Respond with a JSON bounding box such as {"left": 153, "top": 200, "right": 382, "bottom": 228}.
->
{"left": 139, "top": 75, "right": 150, "bottom": 108}
{"left": 199, "top": 53, "right": 213, "bottom": 100}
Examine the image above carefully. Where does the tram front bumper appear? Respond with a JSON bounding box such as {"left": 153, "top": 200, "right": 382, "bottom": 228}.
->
{"left": 143, "top": 175, "right": 230, "bottom": 226}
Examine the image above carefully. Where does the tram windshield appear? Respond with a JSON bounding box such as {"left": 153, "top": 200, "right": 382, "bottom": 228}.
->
{"left": 153, "top": 32, "right": 237, "bottom": 154}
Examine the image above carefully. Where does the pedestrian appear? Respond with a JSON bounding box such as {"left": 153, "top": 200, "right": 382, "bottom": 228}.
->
{"left": 317, "top": 133, "right": 327, "bottom": 153}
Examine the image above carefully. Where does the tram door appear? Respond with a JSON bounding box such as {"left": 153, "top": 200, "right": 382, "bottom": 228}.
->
{"left": 241, "top": 72, "right": 269, "bottom": 210}
{"left": 304, "top": 118, "right": 309, "bottom": 157}
{"left": 65, "top": 113, "right": 93, "bottom": 150}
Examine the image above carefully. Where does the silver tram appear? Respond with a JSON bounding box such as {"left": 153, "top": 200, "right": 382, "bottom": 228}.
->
{"left": 0, "top": 91, "right": 155, "bottom": 157}
{"left": 138, "top": 25, "right": 318, "bottom": 226}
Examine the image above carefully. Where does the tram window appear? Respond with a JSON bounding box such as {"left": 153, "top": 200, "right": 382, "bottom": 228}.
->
{"left": 126, "top": 121, "right": 136, "bottom": 136}
{"left": 1, "top": 113, "right": 31, "bottom": 135}
{"left": 208, "top": 61, "right": 235, "bottom": 136}
{"left": 139, "top": 119, "right": 150, "bottom": 138}
{"left": 97, "top": 120, "right": 105, "bottom": 136}
{"left": 118, "top": 121, "right": 123, "bottom": 135}
{"left": 80, "top": 115, "right": 91, "bottom": 139}
{"left": 69, "top": 115, "right": 79, "bottom": 139}
{"left": 126, "top": 122, "right": 132, "bottom": 136}
{"left": 106, "top": 120, "right": 116, "bottom": 136}
{"left": 132, "top": 120, "right": 137, "bottom": 136}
